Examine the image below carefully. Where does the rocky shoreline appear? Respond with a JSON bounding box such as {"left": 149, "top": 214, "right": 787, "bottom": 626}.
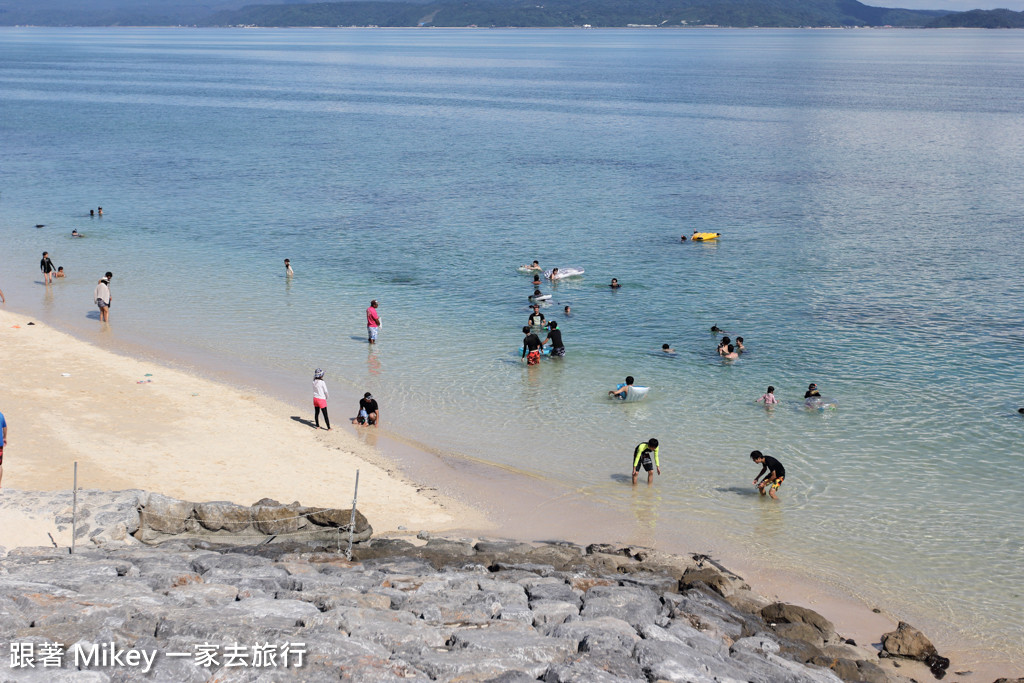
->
{"left": 0, "top": 489, "right": 1016, "bottom": 682}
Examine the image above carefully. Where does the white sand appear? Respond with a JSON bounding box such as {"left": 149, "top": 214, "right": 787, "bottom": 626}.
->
{"left": 0, "top": 309, "right": 488, "bottom": 550}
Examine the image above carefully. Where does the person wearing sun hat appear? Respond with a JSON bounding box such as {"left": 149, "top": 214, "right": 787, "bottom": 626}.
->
{"left": 357, "top": 392, "right": 379, "bottom": 426}
{"left": 312, "top": 368, "right": 330, "bottom": 430}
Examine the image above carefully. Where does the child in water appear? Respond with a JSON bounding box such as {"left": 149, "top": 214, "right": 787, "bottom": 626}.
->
{"left": 55, "top": 267, "right": 66, "bottom": 278}
{"left": 735, "top": 337, "right": 745, "bottom": 352}
{"left": 751, "top": 450, "right": 785, "bottom": 500}
{"left": 757, "top": 386, "right": 778, "bottom": 406}
{"left": 661, "top": 343, "right": 675, "bottom": 354}
{"left": 722, "top": 344, "right": 739, "bottom": 360}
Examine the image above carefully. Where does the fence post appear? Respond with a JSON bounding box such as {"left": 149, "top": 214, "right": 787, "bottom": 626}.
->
{"left": 346, "top": 469, "right": 360, "bottom": 561}
{"left": 71, "top": 461, "right": 78, "bottom": 555}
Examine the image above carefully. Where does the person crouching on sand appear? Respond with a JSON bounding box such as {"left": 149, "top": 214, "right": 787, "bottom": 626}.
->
{"left": 312, "top": 368, "right": 330, "bottom": 430}
{"left": 356, "top": 392, "right": 379, "bottom": 426}
{"left": 632, "top": 438, "right": 660, "bottom": 485}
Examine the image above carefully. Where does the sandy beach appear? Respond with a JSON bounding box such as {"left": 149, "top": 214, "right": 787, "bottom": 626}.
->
{"left": 0, "top": 308, "right": 488, "bottom": 550}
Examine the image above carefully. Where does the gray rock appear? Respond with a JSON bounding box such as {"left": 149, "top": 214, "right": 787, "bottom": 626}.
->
{"left": 635, "top": 639, "right": 746, "bottom": 683}
{"left": 547, "top": 615, "right": 639, "bottom": 654}
{"left": 530, "top": 600, "right": 579, "bottom": 626}
{"left": 528, "top": 581, "right": 582, "bottom": 607}
{"left": 579, "top": 585, "right": 661, "bottom": 629}
{"left": 544, "top": 658, "right": 645, "bottom": 682}
{"left": 252, "top": 502, "right": 304, "bottom": 535}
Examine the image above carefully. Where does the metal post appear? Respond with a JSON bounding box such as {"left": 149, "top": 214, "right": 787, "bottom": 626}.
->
{"left": 346, "top": 469, "right": 360, "bottom": 561}
{"left": 71, "top": 462, "right": 78, "bottom": 555}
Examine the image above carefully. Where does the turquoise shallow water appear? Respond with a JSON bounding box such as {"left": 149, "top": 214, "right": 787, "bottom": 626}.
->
{"left": 1, "top": 27, "right": 1023, "bottom": 661}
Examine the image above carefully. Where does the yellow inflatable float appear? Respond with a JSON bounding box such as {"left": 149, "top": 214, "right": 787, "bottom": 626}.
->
{"left": 690, "top": 232, "right": 720, "bottom": 242}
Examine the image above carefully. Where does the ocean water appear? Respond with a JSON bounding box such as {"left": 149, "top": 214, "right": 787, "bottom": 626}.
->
{"left": 1, "top": 27, "right": 1023, "bottom": 661}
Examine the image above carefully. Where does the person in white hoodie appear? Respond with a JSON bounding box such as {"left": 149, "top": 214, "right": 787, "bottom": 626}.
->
{"left": 312, "top": 368, "right": 330, "bottom": 430}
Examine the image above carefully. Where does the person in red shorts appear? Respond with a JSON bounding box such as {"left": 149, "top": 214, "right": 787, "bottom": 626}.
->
{"left": 521, "top": 326, "right": 543, "bottom": 366}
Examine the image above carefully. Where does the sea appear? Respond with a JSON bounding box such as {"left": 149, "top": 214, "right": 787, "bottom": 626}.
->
{"left": 1, "top": 27, "right": 1022, "bottom": 664}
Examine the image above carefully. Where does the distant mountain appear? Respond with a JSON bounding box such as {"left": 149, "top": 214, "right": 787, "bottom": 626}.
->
{"left": 206, "top": 0, "right": 950, "bottom": 28}
{"left": 0, "top": 0, "right": 975, "bottom": 28}
{"left": 926, "top": 8, "right": 1024, "bottom": 26}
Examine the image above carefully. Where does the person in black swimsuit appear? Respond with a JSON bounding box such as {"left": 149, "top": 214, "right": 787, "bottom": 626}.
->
{"left": 40, "top": 252, "right": 56, "bottom": 285}
{"left": 543, "top": 320, "right": 565, "bottom": 357}
{"left": 750, "top": 450, "right": 786, "bottom": 500}
{"left": 804, "top": 383, "right": 821, "bottom": 398}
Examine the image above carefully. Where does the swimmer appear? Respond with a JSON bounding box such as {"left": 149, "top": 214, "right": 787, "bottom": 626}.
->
{"left": 548, "top": 267, "right": 559, "bottom": 280}
{"left": 804, "top": 383, "right": 821, "bottom": 399}
{"left": 71, "top": 229, "right": 83, "bottom": 237}
{"left": 55, "top": 266, "right": 66, "bottom": 278}
{"left": 532, "top": 273, "right": 542, "bottom": 286}
{"left": 757, "top": 386, "right": 778, "bottom": 406}
{"left": 722, "top": 344, "right": 738, "bottom": 360}
{"left": 609, "top": 278, "right": 621, "bottom": 289}
{"left": 527, "top": 304, "right": 546, "bottom": 329}
{"left": 680, "top": 235, "right": 687, "bottom": 242}
{"left": 609, "top": 376, "right": 634, "bottom": 399}
{"left": 735, "top": 336, "right": 745, "bottom": 352}
{"left": 661, "top": 343, "right": 675, "bottom": 354}
{"left": 711, "top": 325, "right": 723, "bottom": 334}
{"left": 717, "top": 336, "right": 731, "bottom": 355}
{"left": 284, "top": 258, "right": 294, "bottom": 276}
{"left": 563, "top": 305, "right": 571, "bottom": 316}
{"left": 1019, "top": 408, "right": 1024, "bottom": 414}
{"left": 97, "top": 207, "right": 103, "bottom": 216}
{"left": 90, "top": 209, "right": 94, "bottom": 217}
{"left": 529, "top": 289, "right": 544, "bottom": 302}
{"left": 751, "top": 450, "right": 785, "bottom": 500}
{"left": 519, "top": 260, "right": 540, "bottom": 271}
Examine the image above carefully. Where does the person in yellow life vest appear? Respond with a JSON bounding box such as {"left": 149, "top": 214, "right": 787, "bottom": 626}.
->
{"left": 631, "top": 438, "right": 660, "bottom": 486}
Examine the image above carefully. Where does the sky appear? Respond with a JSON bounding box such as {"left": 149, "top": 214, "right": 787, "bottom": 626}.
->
{"left": 875, "top": 0, "right": 1024, "bottom": 9}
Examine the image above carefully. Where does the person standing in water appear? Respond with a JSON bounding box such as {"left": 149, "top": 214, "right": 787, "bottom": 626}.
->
{"left": 312, "top": 368, "right": 330, "bottom": 430}
{"left": 751, "top": 450, "right": 785, "bottom": 500}
{"left": 757, "top": 386, "right": 778, "bottom": 406}
{"left": 543, "top": 320, "right": 565, "bottom": 357}
{"left": 522, "top": 325, "right": 543, "bottom": 365}
{"left": 366, "top": 300, "right": 381, "bottom": 344}
{"left": 94, "top": 273, "right": 112, "bottom": 323}
{"left": 632, "top": 438, "right": 660, "bottom": 485}
{"left": 527, "top": 304, "right": 546, "bottom": 329}
{"left": 284, "top": 259, "right": 294, "bottom": 277}
{"left": 40, "top": 252, "right": 56, "bottom": 284}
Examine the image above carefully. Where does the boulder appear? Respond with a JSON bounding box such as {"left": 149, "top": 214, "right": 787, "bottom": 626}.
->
{"left": 579, "top": 585, "right": 661, "bottom": 629}
{"left": 680, "top": 567, "right": 732, "bottom": 597}
{"left": 880, "top": 621, "right": 938, "bottom": 660}
{"left": 761, "top": 602, "right": 836, "bottom": 642}
{"left": 306, "top": 506, "right": 370, "bottom": 533}
{"left": 253, "top": 502, "right": 304, "bottom": 535}
{"left": 194, "top": 501, "right": 252, "bottom": 532}
{"left": 140, "top": 493, "right": 194, "bottom": 535}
